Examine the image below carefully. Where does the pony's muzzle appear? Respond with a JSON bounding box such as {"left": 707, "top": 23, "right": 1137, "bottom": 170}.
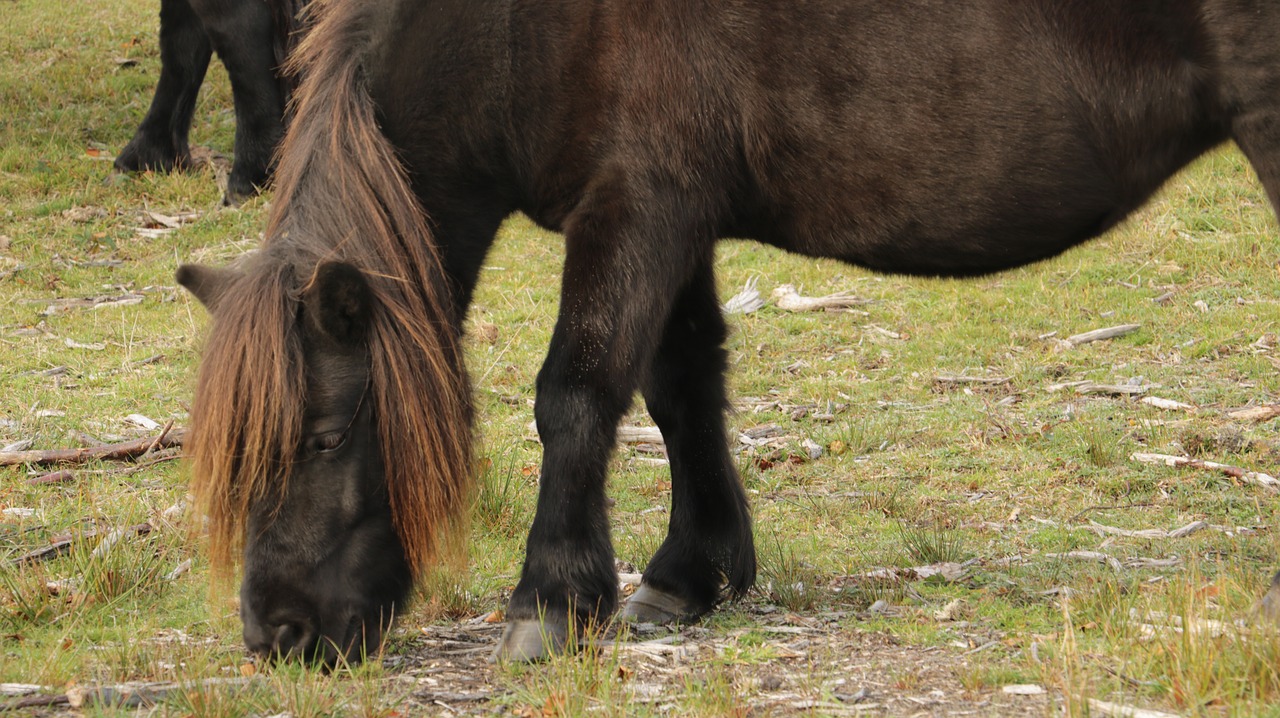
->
{"left": 244, "top": 611, "right": 320, "bottom": 663}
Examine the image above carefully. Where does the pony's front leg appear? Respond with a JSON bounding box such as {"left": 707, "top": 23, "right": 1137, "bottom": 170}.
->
{"left": 623, "top": 262, "right": 755, "bottom": 623}
{"left": 496, "top": 195, "right": 706, "bottom": 662}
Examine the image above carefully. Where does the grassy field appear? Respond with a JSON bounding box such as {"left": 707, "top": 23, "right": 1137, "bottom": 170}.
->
{"left": 3, "top": 0, "right": 1280, "bottom": 715}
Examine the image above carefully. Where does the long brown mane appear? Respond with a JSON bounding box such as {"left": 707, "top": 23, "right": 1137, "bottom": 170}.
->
{"left": 187, "top": 0, "right": 473, "bottom": 577}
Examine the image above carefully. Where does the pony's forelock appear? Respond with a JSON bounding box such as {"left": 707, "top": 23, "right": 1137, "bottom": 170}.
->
{"left": 187, "top": 261, "right": 306, "bottom": 576}
{"left": 188, "top": 0, "right": 473, "bottom": 578}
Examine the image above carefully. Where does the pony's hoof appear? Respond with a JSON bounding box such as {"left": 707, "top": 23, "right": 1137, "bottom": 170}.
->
{"left": 492, "top": 619, "right": 569, "bottom": 663}
{"left": 621, "top": 584, "right": 693, "bottom": 624}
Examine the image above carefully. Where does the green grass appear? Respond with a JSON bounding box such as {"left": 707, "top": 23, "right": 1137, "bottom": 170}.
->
{"left": 3, "top": 0, "right": 1280, "bottom": 715}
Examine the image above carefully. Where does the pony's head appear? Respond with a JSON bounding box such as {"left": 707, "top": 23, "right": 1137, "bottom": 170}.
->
{"left": 179, "top": 253, "right": 470, "bottom": 666}
{"left": 178, "top": 0, "right": 472, "bottom": 666}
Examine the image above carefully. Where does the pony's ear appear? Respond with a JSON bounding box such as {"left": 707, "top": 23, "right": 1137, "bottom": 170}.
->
{"left": 303, "top": 261, "right": 374, "bottom": 346}
{"left": 176, "top": 264, "right": 238, "bottom": 313}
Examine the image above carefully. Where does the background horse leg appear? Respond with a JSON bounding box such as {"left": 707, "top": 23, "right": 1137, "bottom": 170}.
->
{"left": 190, "top": 0, "right": 286, "bottom": 204}
{"left": 498, "top": 187, "right": 706, "bottom": 661}
{"left": 115, "top": 0, "right": 212, "bottom": 177}
{"left": 623, "top": 262, "right": 755, "bottom": 623}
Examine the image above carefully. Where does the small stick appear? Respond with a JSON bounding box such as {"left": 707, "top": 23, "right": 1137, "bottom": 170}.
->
{"left": 0, "top": 429, "right": 185, "bottom": 467}
{"left": 10, "top": 524, "right": 152, "bottom": 566}
{"left": 142, "top": 419, "right": 175, "bottom": 457}
{"left": 1066, "top": 323, "right": 1142, "bottom": 346}
{"left": 1067, "top": 503, "right": 1153, "bottom": 523}
{"left": 24, "top": 470, "right": 76, "bottom": 486}
{"left": 1131, "top": 452, "right": 1279, "bottom": 492}
{"left": 1, "top": 694, "right": 70, "bottom": 711}
{"left": 934, "top": 374, "right": 1010, "bottom": 386}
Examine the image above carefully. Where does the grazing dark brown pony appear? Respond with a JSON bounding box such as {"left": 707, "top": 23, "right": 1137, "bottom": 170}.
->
{"left": 178, "top": 0, "right": 1280, "bottom": 664}
{"left": 115, "top": 0, "right": 304, "bottom": 204}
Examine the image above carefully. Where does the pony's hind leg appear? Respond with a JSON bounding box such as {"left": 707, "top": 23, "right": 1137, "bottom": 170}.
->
{"left": 497, "top": 187, "right": 709, "bottom": 662}
{"left": 623, "top": 263, "right": 755, "bottom": 624}
{"left": 115, "top": 0, "right": 212, "bottom": 176}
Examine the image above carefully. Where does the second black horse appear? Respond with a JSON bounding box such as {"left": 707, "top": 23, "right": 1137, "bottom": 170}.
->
{"left": 115, "top": 0, "right": 302, "bottom": 204}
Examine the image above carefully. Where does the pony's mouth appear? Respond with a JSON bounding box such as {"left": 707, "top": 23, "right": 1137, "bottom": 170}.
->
{"left": 245, "top": 608, "right": 385, "bottom": 668}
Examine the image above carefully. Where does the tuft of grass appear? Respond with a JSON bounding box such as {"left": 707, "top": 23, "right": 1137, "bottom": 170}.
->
{"left": 0, "top": 559, "right": 58, "bottom": 630}
{"left": 897, "top": 520, "right": 968, "bottom": 566}
{"left": 473, "top": 450, "right": 532, "bottom": 537}
{"left": 757, "top": 534, "right": 823, "bottom": 612}
{"left": 1072, "top": 418, "right": 1128, "bottom": 468}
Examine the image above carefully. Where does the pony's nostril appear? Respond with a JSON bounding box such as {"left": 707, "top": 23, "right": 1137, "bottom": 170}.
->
{"left": 270, "top": 619, "right": 317, "bottom": 659}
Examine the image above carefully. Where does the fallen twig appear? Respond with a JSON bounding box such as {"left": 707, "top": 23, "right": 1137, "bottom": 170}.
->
{"left": 1076, "top": 383, "right": 1152, "bottom": 396}
{"left": 24, "top": 470, "right": 76, "bottom": 486}
{"left": 1130, "top": 452, "right": 1279, "bottom": 492}
{"left": 1087, "top": 521, "right": 1166, "bottom": 540}
{"left": 1045, "top": 550, "right": 1123, "bottom": 571}
{"left": 66, "top": 677, "right": 251, "bottom": 710}
{"left": 142, "top": 419, "right": 175, "bottom": 456}
{"left": 10, "top": 523, "right": 152, "bottom": 566}
{"left": 1067, "top": 503, "right": 1154, "bottom": 522}
{"left": 1128, "top": 608, "right": 1243, "bottom": 642}
{"left": 0, "top": 694, "right": 69, "bottom": 711}
{"left": 1066, "top": 324, "right": 1142, "bottom": 346}
{"left": 722, "top": 276, "right": 766, "bottom": 314}
{"left": 0, "top": 428, "right": 185, "bottom": 467}
{"left": 834, "top": 561, "right": 971, "bottom": 587}
{"left": 934, "top": 374, "right": 1010, "bottom": 386}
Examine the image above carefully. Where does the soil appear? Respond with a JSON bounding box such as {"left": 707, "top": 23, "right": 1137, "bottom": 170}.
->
{"left": 397, "top": 608, "right": 1055, "bottom": 717}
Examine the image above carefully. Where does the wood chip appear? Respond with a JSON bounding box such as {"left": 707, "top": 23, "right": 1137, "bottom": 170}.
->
{"left": 1227, "top": 404, "right": 1280, "bottom": 423}
{"left": 0, "top": 685, "right": 43, "bottom": 697}
{"left": 771, "top": 284, "right": 870, "bottom": 312}
{"left": 1140, "top": 397, "right": 1193, "bottom": 411}
{"left": 1002, "top": 684, "right": 1047, "bottom": 696}
{"left": 617, "top": 426, "right": 665, "bottom": 444}
{"left": 63, "top": 338, "right": 106, "bottom": 351}
{"left": 1087, "top": 699, "right": 1181, "bottom": 718}
{"left": 124, "top": 414, "right": 161, "bottom": 430}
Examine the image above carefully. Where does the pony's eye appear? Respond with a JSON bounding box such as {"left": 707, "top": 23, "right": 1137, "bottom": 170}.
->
{"left": 311, "top": 432, "right": 347, "bottom": 455}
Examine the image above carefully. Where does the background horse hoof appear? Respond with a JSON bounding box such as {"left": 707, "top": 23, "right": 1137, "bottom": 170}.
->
{"left": 621, "top": 584, "right": 696, "bottom": 624}
{"left": 492, "top": 619, "right": 569, "bottom": 663}
{"left": 221, "top": 185, "right": 256, "bottom": 207}
{"left": 1252, "top": 571, "right": 1280, "bottom": 625}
